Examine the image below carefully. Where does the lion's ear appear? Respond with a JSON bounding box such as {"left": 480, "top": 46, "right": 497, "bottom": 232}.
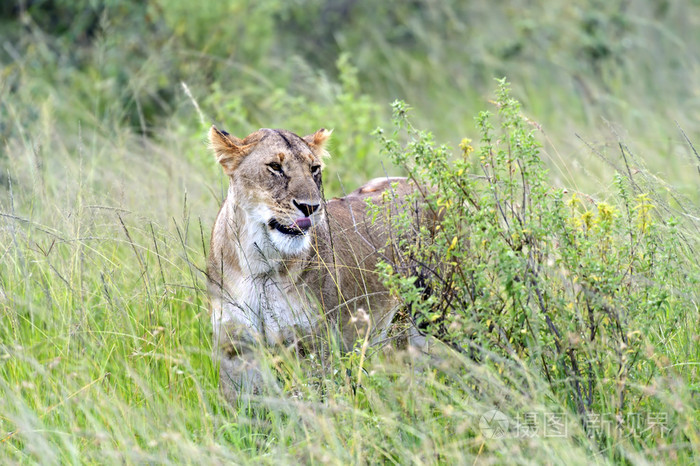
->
{"left": 304, "top": 128, "right": 332, "bottom": 156}
{"left": 208, "top": 126, "right": 256, "bottom": 175}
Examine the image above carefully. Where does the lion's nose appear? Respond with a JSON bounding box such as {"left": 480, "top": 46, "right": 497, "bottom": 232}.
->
{"left": 293, "top": 200, "right": 320, "bottom": 217}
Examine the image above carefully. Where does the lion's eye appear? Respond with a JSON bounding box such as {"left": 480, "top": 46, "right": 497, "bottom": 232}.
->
{"left": 311, "top": 165, "right": 321, "bottom": 175}
{"left": 267, "top": 162, "right": 284, "bottom": 174}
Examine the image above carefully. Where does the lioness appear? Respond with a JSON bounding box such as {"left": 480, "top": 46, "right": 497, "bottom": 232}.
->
{"left": 207, "top": 126, "right": 424, "bottom": 402}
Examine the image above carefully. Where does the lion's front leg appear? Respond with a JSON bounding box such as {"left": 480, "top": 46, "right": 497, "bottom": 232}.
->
{"left": 217, "top": 344, "right": 264, "bottom": 404}
{"left": 211, "top": 298, "right": 267, "bottom": 404}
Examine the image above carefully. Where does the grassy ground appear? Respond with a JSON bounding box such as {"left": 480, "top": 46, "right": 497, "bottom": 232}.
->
{"left": 1, "top": 1, "right": 699, "bottom": 463}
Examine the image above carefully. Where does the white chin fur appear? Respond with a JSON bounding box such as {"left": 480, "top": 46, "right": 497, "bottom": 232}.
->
{"left": 268, "top": 228, "right": 311, "bottom": 256}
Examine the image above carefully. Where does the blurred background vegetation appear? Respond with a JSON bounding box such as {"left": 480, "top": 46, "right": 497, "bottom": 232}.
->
{"left": 3, "top": 0, "right": 700, "bottom": 196}
{"left": 1, "top": 0, "right": 699, "bottom": 463}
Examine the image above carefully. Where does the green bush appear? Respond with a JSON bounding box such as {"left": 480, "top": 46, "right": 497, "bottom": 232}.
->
{"left": 374, "top": 79, "right": 699, "bottom": 454}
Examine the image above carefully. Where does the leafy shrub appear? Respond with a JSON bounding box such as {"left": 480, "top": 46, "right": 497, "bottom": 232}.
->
{"left": 374, "top": 79, "right": 698, "bottom": 450}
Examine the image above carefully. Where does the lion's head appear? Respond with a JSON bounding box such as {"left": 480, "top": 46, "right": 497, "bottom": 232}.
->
{"left": 209, "top": 126, "right": 331, "bottom": 256}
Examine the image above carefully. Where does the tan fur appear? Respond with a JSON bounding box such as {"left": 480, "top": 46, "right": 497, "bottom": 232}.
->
{"left": 207, "top": 126, "right": 422, "bottom": 402}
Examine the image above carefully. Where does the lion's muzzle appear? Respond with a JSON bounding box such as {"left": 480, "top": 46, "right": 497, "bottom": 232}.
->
{"left": 268, "top": 217, "right": 312, "bottom": 236}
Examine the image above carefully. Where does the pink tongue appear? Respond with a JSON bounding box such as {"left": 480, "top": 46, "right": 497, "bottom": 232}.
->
{"left": 294, "top": 217, "right": 311, "bottom": 229}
